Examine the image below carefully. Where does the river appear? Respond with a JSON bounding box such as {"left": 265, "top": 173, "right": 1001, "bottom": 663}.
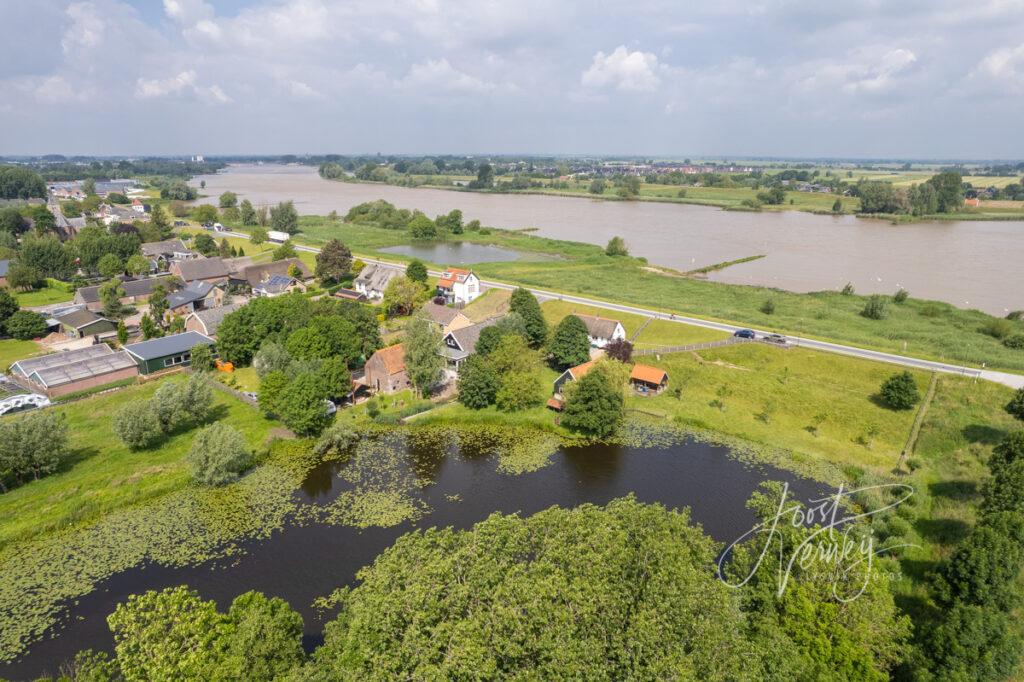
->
{"left": 1, "top": 437, "right": 826, "bottom": 680}
{"left": 192, "top": 165, "right": 1022, "bottom": 315}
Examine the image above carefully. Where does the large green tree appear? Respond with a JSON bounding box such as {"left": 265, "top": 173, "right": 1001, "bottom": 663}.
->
{"left": 548, "top": 314, "right": 591, "bottom": 369}
{"left": 270, "top": 200, "right": 299, "bottom": 234}
{"left": 562, "top": 362, "right": 625, "bottom": 437}
{"left": 315, "top": 238, "right": 352, "bottom": 283}
{"left": 509, "top": 287, "right": 547, "bottom": 348}
{"left": 187, "top": 422, "right": 251, "bottom": 486}
{"left": 456, "top": 354, "right": 500, "bottom": 409}
{"left": 403, "top": 315, "right": 444, "bottom": 396}
{"left": 276, "top": 372, "right": 331, "bottom": 436}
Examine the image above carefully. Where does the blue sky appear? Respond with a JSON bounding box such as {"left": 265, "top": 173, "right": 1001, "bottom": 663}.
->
{"left": 1, "top": 0, "right": 1023, "bottom": 158}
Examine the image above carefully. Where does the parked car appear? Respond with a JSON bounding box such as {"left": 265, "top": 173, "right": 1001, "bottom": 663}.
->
{"left": 213, "top": 223, "right": 225, "bottom": 231}
{"left": 242, "top": 392, "right": 258, "bottom": 402}
{"left": 734, "top": 329, "right": 756, "bottom": 339}
{"left": 324, "top": 400, "right": 337, "bottom": 416}
{"left": 765, "top": 333, "right": 787, "bottom": 345}
{"left": 202, "top": 222, "right": 214, "bottom": 230}
{"left": 173, "top": 220, "right": 187, "bottom": 227}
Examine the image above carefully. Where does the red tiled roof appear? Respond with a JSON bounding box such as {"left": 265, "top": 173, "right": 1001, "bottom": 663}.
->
{"left": 546, "top": 397, "right": 564, "bottom": 411}
{"left": 569, "top": 361, "right": 596, "bottom": 380}
{"left": 438, "top": 267, "right": 472, "bottom": 288}
{"left": 630, "top": 364, "right": 668, "bottom": 385}
{"left": 371, "top": 344, "right": 406, "bottom": 375}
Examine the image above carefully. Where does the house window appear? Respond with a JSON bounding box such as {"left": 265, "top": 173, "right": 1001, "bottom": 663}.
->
{"left": 162, "top": 352, "right": 192, "bottom": 368}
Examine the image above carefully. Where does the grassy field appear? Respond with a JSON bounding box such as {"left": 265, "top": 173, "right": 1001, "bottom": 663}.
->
{"left": 540, "top": 299, "right": 648, "bottom": 338}
{"left": 14, "top": 284, "right": 74, "bottom": 308}
{"left": 0, "top": 339, "right": 44, "bottom": 371}
{"left": 217, "top": 365, "right": 259, "bottom": 392}
{"left": 632, "top": 319, "right": 730, "bottom": 349}
{"left": 462, "top": 288, "right": 510, "bottom": 322}
{"left": 0, "top": 379, "right": 280, "bottom": 548}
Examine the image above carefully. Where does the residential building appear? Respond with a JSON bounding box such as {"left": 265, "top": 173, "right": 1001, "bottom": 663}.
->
{"left": 130, "top": 198, "right": 150, "bottom": 214}
{"left": 440, "top": 318, "right": 500, "bottom": 369}
{"left": 353, "top": 263, "right": 400, "bottom": 300}
{"left": 165, "top": 281, "right": 226, "bottom": 317}
{"left": 141, "top": 239, "right": 198, "bottom": 264}
{"left": 552, "top": 360, "right": 596, "bottom": 396}
{"left": 171, "top": 257, "right": 233, "bottom": 285}
{"left": 363, "top": 344, "right": 410, "bottom": 394}
{"left": 185, "top": 301, "right": 244, "bottom": 337}
{"left": 10, "top": 345, "right": 139, "bottom": 397}
{"left": 253, "top": 275, "right": 306, "bottom": 297}
{"left": 574, "top": 314, "right": 627, "bottom": 348}
{"left": 123, "top": 331, "right": 215, "bottom": 374}
{"left": 333, "top": 288, "right": 367, "bottom": 302}
{"left": 231, "top": 258, "right": 312, "bottom": 292}
{"left": 420, "top": 302, "right": 473, "bottom": 335}
{"left": 436, "top": 267, "right": 480, "bottom": 305}
{"left": 630, "top": 364, "right": 669, "bottom": 395}
{"left": 73, "top": 276, "right": 181, "bottom": 312}
{"left": 52, "top": 308, "right": 117, "bottom": 339}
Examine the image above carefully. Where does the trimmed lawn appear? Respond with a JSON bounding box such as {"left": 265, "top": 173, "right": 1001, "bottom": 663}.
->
{"left": 632, "top": 319, "right": 729, "bottom": 350}
{"left": 0, "top": 339, "right": 44, "bottom": 371}
{"left": 15, "top": 285, "right": 74, "bottom": 308}
{"left": 218, "top": 365, "right": 259, "bottom": 392}
{"left": 0, "top": 379, "right": 281, "bottom": 548}
{"left": 463, "top": 289, "right": 511, "bottom": 322}
{"left": 540, "top": 299, "right": 648, "bottom": 339}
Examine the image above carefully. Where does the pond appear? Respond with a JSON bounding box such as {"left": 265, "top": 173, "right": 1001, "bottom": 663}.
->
{"left": 378, "top": 242, "right": 544, "bottom": 264}
{"left": 1, "top": 433, "right": 828, "bottom": 680}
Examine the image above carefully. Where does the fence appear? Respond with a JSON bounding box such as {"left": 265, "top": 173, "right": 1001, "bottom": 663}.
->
{"left": 633, "top": 337, "right": 751, "bottom": 357}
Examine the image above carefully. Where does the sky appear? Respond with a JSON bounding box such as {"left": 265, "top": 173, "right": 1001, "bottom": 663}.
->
{"left": 1, "top": 0, "right": 1023, "bottom": 159}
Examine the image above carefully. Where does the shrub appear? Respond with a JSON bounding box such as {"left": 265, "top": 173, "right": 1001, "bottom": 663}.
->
{"left": 112, "top": 402, "right": 163, "bottom": 450}
{"left": 760, "top": 298, "right": 776, "bottom": 315}
{"left": 258, "top": 371, "right": 289, "bottom": 416}
{"left": 4, "top": 310, "right": 48, "bottom": 340}
{"left": 604, "top": 338, "right": 633, "bottom": 363}
{"left": 187, "top": 422, "right": 250, "bottom": 486}
{"left": 879, "top": 371, "right": 920, "bottom": 410}
{"left": 190, "top": 344, "right": 214, "bottom": 372}
{"left": 861, "top": 295, "right": 887, "bottom": 320}
{"left": 893, "top": 288, "right": 909, "bottom": 304}
{"left": 1003, "top": 335, "right": 1024, "bottom": 350}
{"left": 1006, "top": 311, "right": 1023, "bottom": 321}
{"left": 495, "top": 372, "right": 544, "bottom": 412}
{"left": 981, "top": 318, "right": 1015, "bottom": 340}
{"left": 0, "top": 411, "right": 69, "bottom": 491}
{"left": 1006, "top": 388, "right": 1024, "bottom": 421}
{"left": 457, "top": 355, "right": 500, "bottom": 409}
{"left": 314, "top": 422, "right": 359, "bottom": 456}
{"left": 604, "top": 236, "right": 629, "bottom": 257}
{"left": 840, "top": 282, "right": 855, "bottom": 296}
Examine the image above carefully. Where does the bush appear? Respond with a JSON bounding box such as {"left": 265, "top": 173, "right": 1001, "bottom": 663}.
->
{"left": 604, "top": 236, "right": 629, "bottom": 257}
{"left": 981, "top": 318, "right": 1015, "bottom": 340}
{"left": 1002, "top": 334, "right": 1024, "bottom": 350}
{"left": 861, "top": 295, "right": 887, "bottom": 320}
{"left": 187, "top": 422, "right": 250, "bottom": 486}
{"left": 840, "top": 282, "right": 855, "bottom": 296}
{"left": 457, "top": 355, "right": 500, "bottom": 409}
{"left": 1006, "top": 388, "right": 1024, "bottom": 421}
{"left": 760, "top": 298, "right": 776, "bottom": 315}
{"left": 0, "top": 411, "right": 69, "bottom": 491}
{"left": 314, "top": 422, "right": 359, "bottom": 456}
{"left": 495, "top": 372, "right": 543, "bottom": 412}
{"left": 190, "top": 344, "right": 214, "bottom": 372}
{"left": 879, "top": 371, "right": 920, "bottom": 410}
{"left": 112, "top": 402, "right": 163, "bottom": 450}
{"left": 4, "top": 310, "right": 48, "bottom": 340}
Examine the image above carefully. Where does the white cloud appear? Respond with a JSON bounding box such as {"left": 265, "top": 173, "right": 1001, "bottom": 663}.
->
{"left": 163, "top": 0, "right": 213, "bottom": 24}
{"left": 135, "top": 70, "right": 197, "bottom": 98}
{"left": 843, "top": 48, "right": 917, "bottom": 94}
{"left": 403, "top": 58, "right": 496, "bottom": 93}
{"left": 581, "top": 46, "right": 661, "bottom": 92}
{"left": 974, "top": 43, "right": 1024, "bottom": 91}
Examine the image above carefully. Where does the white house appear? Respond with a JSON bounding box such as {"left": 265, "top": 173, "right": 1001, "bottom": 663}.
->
{"left": 267, "top": 230, "right": 291, "bottom": 244}
{"left": 436, "top": 267, "right": 480, "bottom": 305}
{"left": 354, "top": 263, "right": 400, "bottom": 300}
{"left": 574, "top": 314, "right": 627, "bottom": 348}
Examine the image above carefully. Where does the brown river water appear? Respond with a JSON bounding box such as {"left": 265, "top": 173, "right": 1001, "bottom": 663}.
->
{"left": 193, "top": 165, "right": 1022, "bottom": 315}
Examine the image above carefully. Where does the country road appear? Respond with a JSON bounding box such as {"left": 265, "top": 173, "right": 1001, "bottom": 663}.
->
{"left": 226, "top": 230, "right": 1024, "bottom": 390}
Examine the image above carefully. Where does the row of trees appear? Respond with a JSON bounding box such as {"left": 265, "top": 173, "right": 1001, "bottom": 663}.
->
{"left": 344, "top": 200, "right": 479, "bottom": 239}
{"left": 0, "top": 165, "right": 46, "bottom": 199}
{"left": 50, "top": 492, "right": 909, "bottom": 680}
{"left": 856, "top": 172, "right": 964, "bottom": 216}
{"left": 112, "top": 374, "right": 213, "bottom": 451}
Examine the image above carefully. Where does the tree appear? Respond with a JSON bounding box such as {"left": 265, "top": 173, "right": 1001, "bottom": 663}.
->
{"left": 604, "top": 338, "right": 633, "bottom": 363}
{"left": 100, "top": 279, "right": 126, "bottom": 318}
{"left": 588, "top": 178, "right": 606, "bottom": 194}
{"left": 495, "top": 371, "right": 543, "bottom": 412}
{"left": 307, "top": 498, "right": 756, "bottom": 680}
{"left": 192, "top": 232, "right": 216, "bottom": 256}
{"left": 272, "top": 241, "right": 297, "bottom": 261}
{"left": 97, "top": 253, "right": 124, "bottom": 279}
{"left": 126, "top": 254, "right": 151, "bottom": 276}
{"left": 218, "top": 191, "right": 238, "bottom": 208}
{"left": 270, "top": 200, "right": 299, "bottom": 235}
{"left": 112, "top": 402, "right": 163, "bottom": 450}
{"left": 0, "top": 411, "right": 69, "bottom": 491}
{"left": 0, "top": 288, "right": 18, "bottom": 329}
{"left": 403, "top": 316, "right": 444, "bottom": 396}
{"left": 81, "top": 177, "right": 96, "bottom": 196}
{"left": 548, "top": 315, "right": 591, "bottom": 369}
{"left": 253, "top": 340, "right": 293, "bottom": 378}
{"left": 319, "top": 356, "right": 352, "bottom": 401}
{"left": 407, "top": 212, "right": 437, "bottom": 240}
{"left": 240, "top": 199, "right": 258, "bottom": 226}
{"left": 150, "top": 204, "right": 171, "bottom": 238}
{"left": 150, "top": 375, "right": 211, "bottom": 433}
{"left": 1006, "top": 387, "right": 1024, "bottom": 421}
{"left": 475, "top": 314, "right": 529, "bottom": 356}
{"left": 258, "top": 371, "right": 290, "bottom": 417}
{"left": 19, "top": 235, "right": 73, "bottom": 279}
{"left": 879, "top": 371, "right": 920, "bottom": 410}
{"left": 924, "top": 602, "right": 1022, "bottom": 682}
{"left": 187, "top": 422, "right": 251, "bottom": 486}
{"left": 140, "top": 313, "right": 162, "bottom": 340}
{"left": 894, "top": 287, "right": 909, "bottom": 304}
{"left": 989, "top": 431, "right": 1024, "bottom": 475}
{"left": 931, "top": 511, "right": 1024, "bottom": 609}
{"left": 218, "top": 238, "right": 232, "bottom": 257}
{"left": 831, "top": 198, "right": 843, "bottom": 213}
{"left": 509, "top": 287, "right": 547, "bottom": 348}
{"left": 382, "top": 275, "right": 421, "bottom": 317}
{"left": 405, "top": 259, "right": 427, "bottom": 283}
{"left": 861, "top": 294, "right": 887, "bottom": 320}
{"left": 4, "top": 310, "right": 47, "bottom": 340}
{"left": 191, "top": 204, "right": 219, "bottom": 223}
{"left": 315, "top": 239, "right": 352, "bottom": 283}
{"left": 276, "top": 372, "right": 331, "bottom": 435}
{"left": 0, "top": 206, "right": 27, "bottom": 234}
{"left": 928, "top": 171, "right": 964, "bottom": 213}
{"left": 562, "top": 363, "right": 625, "bottom": 436}
{"left": 190, "top": 343, "right": 214, "bottom": 372}
{"left": 605, "top": 236, "right": 629, "bottom": 256}
{"left": 6, "top": 262, "right": 42, "bottom": 291}
{"left": 474, "top": 162, "right": 494, "bottom": 188}
{"left": 457, "top": 355, "right": 501, "bottom": 409}
{"left": 0, "top": 165, "right": 46, "bottom": 199}
{"left": 219, "top": 591, "right": 305, "bottom": 680}
{"left": 117, "top": 319, "right": 128, "bottom": 345}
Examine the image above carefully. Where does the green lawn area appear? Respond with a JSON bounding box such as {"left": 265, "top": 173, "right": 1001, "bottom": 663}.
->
{"left": 540, "top": 299, "right": 648, "bottom": 338}
{"left": 632, "top": 319, "right": 729, "bottom": 349}
{"left": 218, "top": 365, "right": 259, "bottom": 392}
{"left": 14, "top": 284, "right": 74, "bottom": 308}
{"left": 0, "top": 379, "right": 281, "bottom": 548}
{"left": 0, "top": 338, "right": 44, "bottom": 371}
{"left": 463, "top": 289, "right": 510, "bottom": 322}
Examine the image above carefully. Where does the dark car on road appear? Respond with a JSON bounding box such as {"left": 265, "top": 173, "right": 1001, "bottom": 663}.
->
{"left": 734, "top": 329, "right": 756, "bottom": 339}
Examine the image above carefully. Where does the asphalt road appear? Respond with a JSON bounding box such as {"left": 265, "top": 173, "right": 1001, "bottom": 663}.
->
{"left": 226, "top": 230, "right": 1024, "bottom": 390}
